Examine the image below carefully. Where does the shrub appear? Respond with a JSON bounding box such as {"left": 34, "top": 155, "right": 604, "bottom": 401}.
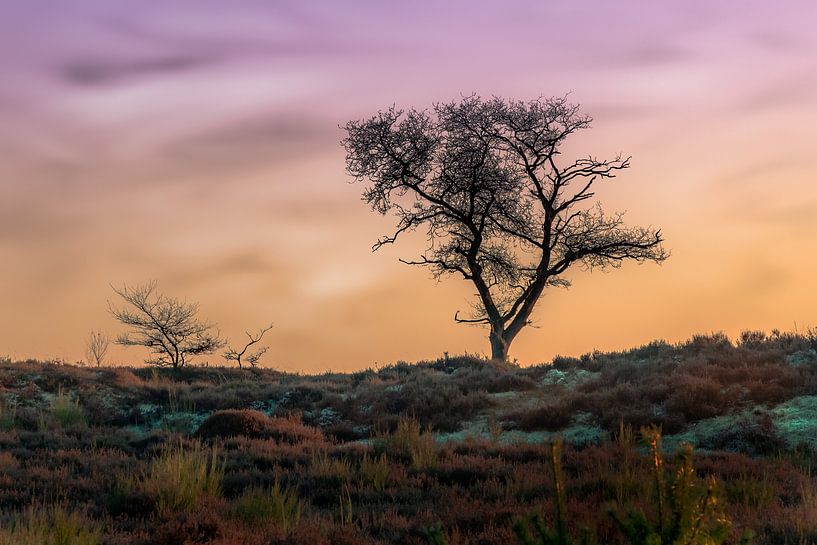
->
{"left": 504, "top": 398, "right": 576, "bottom": 432}
{"left": 230, "top": 481, "right": 302, "bottom": 532}
{"left": 665, "top": 376, "right": 727, "bottom": 422}
{"left": 195, "top": 411, "right": 324, "bottom": 446}
{"left": 699, "top": 411, "right": 786, "bottom": 456}
{"left": 195, "top": 409, "right": 271, "bottom": 440}
{"left": 265, "top": 415, "right": 325, "bottom": 445}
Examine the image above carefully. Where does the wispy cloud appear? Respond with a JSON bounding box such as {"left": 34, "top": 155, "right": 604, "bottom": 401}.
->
{"left": 60, "top": 55, "right": 219, "bottom": 86}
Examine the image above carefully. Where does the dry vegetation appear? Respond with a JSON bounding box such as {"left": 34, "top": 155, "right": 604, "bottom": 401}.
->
{"left": 1, "top": 330, "right": 817, "bottom": 543}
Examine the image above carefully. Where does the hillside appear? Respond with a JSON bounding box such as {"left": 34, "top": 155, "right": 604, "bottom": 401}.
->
{"left": 1, "top": 330, "right": 817, "bottom": 543}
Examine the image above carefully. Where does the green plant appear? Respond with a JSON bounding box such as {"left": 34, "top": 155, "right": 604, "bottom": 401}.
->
{"left": 608, "top": 426, "right": 740, "bottom": 545}
{"left": 360, "top": 452, "right": 390, "bottom": 492}
{"left": 141, "top": 440, "right": 223, "bottom": 515}
{"left": 0, "top": 404, "right": 16, "bottom": 431}
{"left": 427, "top": 524, "right": 450, "bottom": 545}
{"left": 0, "top": 505, "right": 102, "bottom": 545}
{"left": 231, "top": 480, "right": 302, "bottom": 532}
{"left": 51, "top": 389, "right": 86, "bottom": 428}
{"left": 514, "top": 437, "right": 596, "bottom": 545}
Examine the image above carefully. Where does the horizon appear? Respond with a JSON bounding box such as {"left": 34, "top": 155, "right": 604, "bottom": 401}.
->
{"left": 2, "top": 1, "right": 817, "bottom": 371}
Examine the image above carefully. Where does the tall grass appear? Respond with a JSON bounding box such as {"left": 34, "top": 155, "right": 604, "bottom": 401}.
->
{"left": 0, "top": 404, "right": 15, "bottom": 431}
{"left": 382, "top": 417, "right": 438, "bottom": 470}
{"left": 360, "top": 452, "right": 390, "bottom": 492}
{"left": 51, "top": 389, "right": 86, "bottom": 428}
{"left": 230, "top": 480, "right": 302, "bottom": 532}
{"left": 141, "top": 440, "right": 223, "bottom": 515}
{"left": 0, "top": 505, "right": 101, "bottom": 545}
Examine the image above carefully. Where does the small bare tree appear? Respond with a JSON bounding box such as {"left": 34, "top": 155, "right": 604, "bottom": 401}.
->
{"left": 343, "top": 95, "right": 667, "bottom": 361}
{"left": 109, "top": 281, "right": 224, "bottom": 369}
{"left": 84, "top": 330, "right": 110, "bottom": 367}
{"left": 223, "top": 323, "right": 273, "bottom": 369}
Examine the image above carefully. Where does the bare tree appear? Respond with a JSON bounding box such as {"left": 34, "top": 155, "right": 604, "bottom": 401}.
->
{"left": 223, "top": 323, "right": 273, "bottom": 369}
{"left": 343, "top": 95, "right": 667, "bottom": 361}
{"left": 109, "top": 281, "right": 224, "bottom": 369}
{"left": 84, "top": 330, "right": 110, "bottom": 367}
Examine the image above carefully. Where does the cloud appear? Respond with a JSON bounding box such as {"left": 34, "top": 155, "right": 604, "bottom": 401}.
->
{"left": 60, "top": 55, "right": 219, "bottom": 86}
{"left": 163, "top": 113, "right": 338, "bottom": 172}
{"left": 740, "top": 74, "right": 817, "bottom": 112}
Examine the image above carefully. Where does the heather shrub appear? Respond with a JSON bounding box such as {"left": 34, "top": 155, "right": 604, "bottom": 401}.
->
{"left": 151, "top": 500, "right": 227, "bottom": 545}
{"left": 504, "top": 399, "right": 575, "bottom": 432}
{"left": 195, "top": 409, "right": 271, "bottom": 440}
{"left": 738, "top": 330, "right": 767, "bottom": 349}
{"left": 699, "top": 411, "right": 785, "bottom": 456}
{"left": 265, "top": 415, "right": 325, "bottom": 445}
{"left": 665, "top": 375, "right": 728, "bottom": 422}
{"left": 363, "top": 370, "right": 493, "bottom": 432}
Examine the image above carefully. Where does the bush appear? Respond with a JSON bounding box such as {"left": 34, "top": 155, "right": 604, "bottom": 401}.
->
{"left": 196, "top": 411, "right": 324, "bottom": 446}
{"left": 195, "top": 409, "right": 271, "bottom": 440}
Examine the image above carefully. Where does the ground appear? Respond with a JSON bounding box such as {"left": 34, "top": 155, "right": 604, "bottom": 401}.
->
{"left": 0, "top": 330, "right": 816, "bottom": 544}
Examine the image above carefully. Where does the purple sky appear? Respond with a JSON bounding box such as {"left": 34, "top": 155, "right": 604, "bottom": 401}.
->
{"left": 2, "top": 1, "right": 817, "bottom": 370}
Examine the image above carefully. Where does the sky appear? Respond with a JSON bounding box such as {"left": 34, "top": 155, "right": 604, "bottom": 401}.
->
{"left": 2, "top": 1, "right": 817, "bottom": 371}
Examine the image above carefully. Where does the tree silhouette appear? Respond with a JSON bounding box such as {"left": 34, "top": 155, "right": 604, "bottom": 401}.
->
{"left": 343, "top": 95, "right": 667, "bottom": 361}
{"left": 84, "top": 330, "right": 109, "bottom": 367}
{"left": 109, "top": 281, "right": 224, "bottom": 369}
{"left": 223, "top": 323, "right": 273, "bottom": 369}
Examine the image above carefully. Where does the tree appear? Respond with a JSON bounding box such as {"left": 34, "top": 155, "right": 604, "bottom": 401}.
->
{"left": 223, "top": 323, "right": 273, "bottom": 369}
{"left": 109, "top": 281, "right": 224, "bottom": 369}
{"left": 343, "top": 95, "right": 667, "bottom": 361}
{"left": 84, "top": 330, "right": 110, "bottom": 367}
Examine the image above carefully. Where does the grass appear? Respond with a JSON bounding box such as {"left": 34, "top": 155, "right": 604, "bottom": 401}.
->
{"left": 0, "top": 404, "right": 15, "bottom": 431}
{"left": 360, "top": 452, "right": 390, "bottom": 491}
{"left": 139, "top": 440, "right": 224, "bottom": 515}
{"left": 0, "top": 506, "right": 101, "bottom": 545}
{"left": 1, "top": 330, "right": 817, "bottom": 543}
{"left": 230, "top": 480, "right": 302, "bottom": 532}
{"left": 51, "top": 389, "right": 86, "bottom": 428}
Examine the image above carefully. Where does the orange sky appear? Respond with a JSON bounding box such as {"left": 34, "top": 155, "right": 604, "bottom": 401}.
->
{"left": 2, "top": 1, "right": 817, "bottom": 371}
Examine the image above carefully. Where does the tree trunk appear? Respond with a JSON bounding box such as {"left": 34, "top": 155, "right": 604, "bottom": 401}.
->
{"left": 489, "top": 330, "right": 510, "bottom": 362}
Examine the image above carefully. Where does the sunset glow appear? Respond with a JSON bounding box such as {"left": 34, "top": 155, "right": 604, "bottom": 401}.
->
{"left": 2, "top": 1, "right": 817, "bottom": 370}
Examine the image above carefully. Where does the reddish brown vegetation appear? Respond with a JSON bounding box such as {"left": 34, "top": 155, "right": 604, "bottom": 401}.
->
{"left": 1, "top": 331, "right": 817, "bottom": 543}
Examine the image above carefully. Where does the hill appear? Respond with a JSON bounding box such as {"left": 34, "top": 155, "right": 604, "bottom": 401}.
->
{"left": 0, "top": 330, "right": 816, "bottom": 543}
